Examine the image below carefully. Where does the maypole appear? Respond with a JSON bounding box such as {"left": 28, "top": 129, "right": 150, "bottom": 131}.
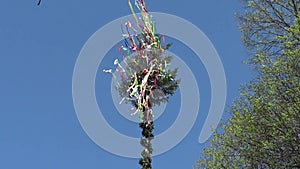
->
{"left": 104, "top": 1, "right": 180, "bottom": 168}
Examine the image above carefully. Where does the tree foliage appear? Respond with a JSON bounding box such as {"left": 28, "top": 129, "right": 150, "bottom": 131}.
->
{"left": 196, "top": 0, "right": 300, "bottom": 168}
{"left": 238, "top": 0, "right": 300, "bottom": 63}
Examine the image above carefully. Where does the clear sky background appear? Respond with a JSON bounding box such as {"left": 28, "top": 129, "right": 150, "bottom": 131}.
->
{"left": 0, "top": 0, "right": 253, "bottom": 168}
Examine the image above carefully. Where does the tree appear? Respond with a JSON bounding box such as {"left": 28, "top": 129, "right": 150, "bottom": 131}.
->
{"left": 196, "top": 0, "right": 300, "bottom": 168}
{"left": 104, "top": 1, "right": 179, "bottom": 168}
{"left": 238, "top": 0, "right": 300, "bottom": 63}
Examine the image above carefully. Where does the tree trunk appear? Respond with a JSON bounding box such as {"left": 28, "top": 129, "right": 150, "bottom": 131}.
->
{"left": 139, "top": 109, "right": 154, "bottom": 169}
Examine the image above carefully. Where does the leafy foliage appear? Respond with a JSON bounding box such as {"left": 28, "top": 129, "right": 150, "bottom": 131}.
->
{"left": 116, "top": 47, "right": 180, "bottom": 109}
{"left": 238, "top": 0, "right": 300, "bottom": 67}
{"left": 196, "top": 0, "right": 300, "bottom": 168}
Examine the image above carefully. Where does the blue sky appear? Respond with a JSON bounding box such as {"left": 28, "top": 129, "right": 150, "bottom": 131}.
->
{"left": 0, "top": 0, "right": 252, "bottom": 168}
